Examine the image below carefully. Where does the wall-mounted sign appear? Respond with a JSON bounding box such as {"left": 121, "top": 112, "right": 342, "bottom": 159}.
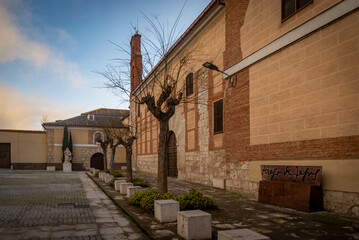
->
{"left": 260, "top": 165, "right": 322, "bottom": 186}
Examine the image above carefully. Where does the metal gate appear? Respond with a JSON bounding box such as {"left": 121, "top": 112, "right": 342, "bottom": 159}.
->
{"left": 90, "top": 152, "right": 104, "bottom": 170}
{"left": 167, "top": 131, "right": 178, "bottom": 178}
{"left": 0, "top": 143, "right": 11, "bottom": 168}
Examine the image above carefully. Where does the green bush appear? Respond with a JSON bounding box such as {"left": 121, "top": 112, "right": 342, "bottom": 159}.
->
{"left": 132, "top": 177, "right": 150, "bottom": 187}
{"left": 178, "top": 188, "right": 218, "bottom": 210}
{"left": 111, "top": 170, "right": 122, "bottom": 177}
{"left": 108, "top": 178, "right": 117, "bottom": 188}
{"left": 129, "top": 189, "right": 175, "bottom": 213}
{"left": 128, "top": 188, "right": 217, "bottom": 213}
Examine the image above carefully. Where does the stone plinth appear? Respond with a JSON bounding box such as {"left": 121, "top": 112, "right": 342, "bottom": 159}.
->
{"left": 177, "top": 210, "right": 211, "bottom": 240}
{"left": 63, "top": 162, "right": 72, "bottom": 172}
{"left": 46, "top": 166, "right": 55, "bottom": 171}
{"left": 218, "top": 229, "right": 270, "bottom": 240}
{"left": 105, "top": 175, "right": 114, "bottom": 183}
{"left": 119, "top": 182, "right": 133, "bottom": 195}
{"left": 155, "top": 199, "right": 180, "bottom": 223}
{"left": 98, "top": 172, "right": 105, "bottom": 180}
{"left": 127, "top": 186, "right": 146, "bottom": 198}
{"left": 115, "top": 180, "right": 127, "bottom": 191}
{"left": 213, "top": 178, "right": 226, "bottom": 189}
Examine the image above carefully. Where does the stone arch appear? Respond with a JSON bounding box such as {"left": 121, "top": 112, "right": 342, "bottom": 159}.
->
{"left": 90, "top": 152, "right": 104, "bottom": 170}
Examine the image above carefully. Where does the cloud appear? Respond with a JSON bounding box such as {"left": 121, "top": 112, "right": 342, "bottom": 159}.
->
{"left": 0, "top": 2, "right": 86, "bottom": 88}
{"left": 0, "top": 86, "right": 81, "bottom": 130}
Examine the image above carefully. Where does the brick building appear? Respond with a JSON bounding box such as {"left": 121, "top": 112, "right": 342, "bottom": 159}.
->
{"left": 130, "top": 0, "right": 359, "bottom": 216}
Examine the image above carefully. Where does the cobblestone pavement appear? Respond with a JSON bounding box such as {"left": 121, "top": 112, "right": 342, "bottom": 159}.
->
{"left": 0, "top": 170, "right": 146, "bottom": 240}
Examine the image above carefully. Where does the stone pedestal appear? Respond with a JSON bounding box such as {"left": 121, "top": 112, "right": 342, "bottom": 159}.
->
{"left": 63, "top": 162, "right": 72, "bottom": 172}
{"left": 155, "top": 199, "right": 180, "bottom": 223}
{"left": 105, "top": 175, "right": 114, "bottom": 183}
{"left": 177, "top": 210, "right": 211, "bottom": 240}
{"left": 119, "top": 182, "right": 133, "bottom": 195}
{"left": 46, "top": 166, "right": 56, "bottom": 171}
{"left": 127, "top": 186, "right": 146, "bottom": 198}
{"left": 115, "top": 180, "right": 127, "bottom": 191}
{"left": 218, "top": 229, "right": 270, "bottom": 240}
{"left": 213, "top": 178, "right": 226, "bottom": 189}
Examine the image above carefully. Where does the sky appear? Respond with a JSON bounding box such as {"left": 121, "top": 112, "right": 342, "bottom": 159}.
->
{"left": 0, "top": 0, "right": 211, "bottom": 130}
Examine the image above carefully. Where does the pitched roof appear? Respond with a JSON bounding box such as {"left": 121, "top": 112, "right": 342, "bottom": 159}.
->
{"left": 43, "top": 108, "right": 129, "bottom": 129}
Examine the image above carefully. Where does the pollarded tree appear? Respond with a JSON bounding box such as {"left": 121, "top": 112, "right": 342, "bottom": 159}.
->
{"left": 99, "top": 5, "right": 201, "bottom": 193}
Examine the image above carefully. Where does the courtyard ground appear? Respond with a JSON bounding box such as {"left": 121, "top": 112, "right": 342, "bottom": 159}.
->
{"left": 0, "top": 169, "right": 146, "bottom": 240}
{"left": 89, "top": 171, "right": 359, "bottom": 240}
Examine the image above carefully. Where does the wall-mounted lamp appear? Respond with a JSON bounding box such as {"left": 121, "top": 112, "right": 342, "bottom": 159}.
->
{"left": 202, "top": 62, "right": 236, "bottom": 87}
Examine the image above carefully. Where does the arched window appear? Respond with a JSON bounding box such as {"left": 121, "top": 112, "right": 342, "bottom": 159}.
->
{"left": 186, "top": 73, "right": 193, "bottom": 96}
{"left": 93, "top": 131, "right": 104, "bottom": 145}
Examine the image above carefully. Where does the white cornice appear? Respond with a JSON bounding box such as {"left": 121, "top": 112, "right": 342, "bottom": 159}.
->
{"left": 224, "top": 0, "right": 359, "bottom": 77}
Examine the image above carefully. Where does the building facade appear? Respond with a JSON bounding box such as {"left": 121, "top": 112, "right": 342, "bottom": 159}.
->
{"left": 130, "top": 0, "right": 359, "bottom": 216}
{"left": 0, "top": 108, "right": 129, "bottom": 171}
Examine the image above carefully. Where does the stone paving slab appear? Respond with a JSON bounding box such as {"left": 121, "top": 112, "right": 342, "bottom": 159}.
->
{"left": 0, "top": 170, "right": 147, "bottom": 240}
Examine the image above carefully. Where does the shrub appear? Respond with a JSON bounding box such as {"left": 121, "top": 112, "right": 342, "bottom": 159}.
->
{"left": 132, "top": 177, "right": 150, "bottom": 187}
{"left": 178, "top": 188, "right": 218, "bottom": 210}
{"left": 108, "top": 178, "right": 118, "bottom": 188}
{"left": 111, "top": 170, "right": 122, "bottom": 177}
{"left": 129, "top": 189, "right": 175, "bottom": 213}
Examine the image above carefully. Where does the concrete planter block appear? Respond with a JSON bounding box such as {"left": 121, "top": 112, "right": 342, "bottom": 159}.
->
{"left": 155, "top": 199, "right": 180, "bottom": 223}
{"left": 119, "top": 182, "right": 133, "bottom": 195}
{"left": 93, "top": 169, "right": 99, "bottom": 175}
{"left": 90, "top": 168, "right": 94, "bottom": 172}
{"left": 177, "top": 210, "right": 211, "bottom": 240}
{"left": 213, "top": 178, "right": 226, "bottom": 189}
{"left": 105, "top": 175, "right": 114, "bottom": 183}
{"left": 63, "top": 162, "right": 72, "bottom": 172}
{"left": 99, "top": 172, "right": 106, "bottom": 181}
{"left": 121, "top": 166, "right": 127, "bottom": 171}
{"left": 46, "top": 166, "right": 55, "bottom": 171}
{"left": 115, "top": 180, "right": 127, "bottom": 191}
{"left": 218, "top": 229, "right": 270, "bottom": 240}
{"left": 127, "top": 186, "right": 145, "bottom": 198}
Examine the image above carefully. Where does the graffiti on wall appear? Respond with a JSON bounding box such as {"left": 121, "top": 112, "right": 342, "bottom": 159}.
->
{"left": 260, "top": 165, "right": 322, "bottom": 185}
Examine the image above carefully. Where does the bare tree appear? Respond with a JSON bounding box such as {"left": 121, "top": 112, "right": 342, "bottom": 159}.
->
{"left": 98, "top": 5, "right": 204, "bottom": 193}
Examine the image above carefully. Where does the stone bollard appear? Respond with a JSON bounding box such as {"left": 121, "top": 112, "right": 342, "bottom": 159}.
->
{"left": 99, "top": 172, "right": 106, "bottom": 181}
{"left": 119, "top": 182, "right": 133, "bottom": 195}
{"left": 155, "top": 199, "right": 180, "bottom": 223}
{"left": 177, "top": 210, "right": 212, "bottom": 240}
{"left": 90, "top": 168, "right": 94, "bottom": 173}
{"left": 127, "top": 186, "right": 146, "bottom": 198}
{"left": 115, "top": 180, "right": 127, "bottom": 191}
{"left": 93, "top": 169, "right": 99, "bottom": 175}
{"left": 218, "top": 229, "right": 270, "bottom": 240}
{"left": 105, "top": 175, "right": 114, "bottom": 184}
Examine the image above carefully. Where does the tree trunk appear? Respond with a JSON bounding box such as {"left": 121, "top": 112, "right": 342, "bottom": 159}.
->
{"left": 110, "top": 147, "right": 116, "bottom": 174}
{"left": 126, "top": 146, "right": 133, "bottom": 182}
{"left": 158, "top": 120, "right": 169, "bottom": 193}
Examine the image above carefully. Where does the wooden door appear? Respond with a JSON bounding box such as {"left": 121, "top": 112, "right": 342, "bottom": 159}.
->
{"left": 167, "top": 132, "right": 178, "bottom": 177}
{"left": 0, "top": 143, "right": 11, "bottom": 168}
{"left": 90, "top": 153, "right": 104, "bottom": 170}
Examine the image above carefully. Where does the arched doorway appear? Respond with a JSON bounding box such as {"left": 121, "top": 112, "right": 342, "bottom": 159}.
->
{"left": 90, "top": 153, "right": 104, "bottom": 170}
{"left": 167, "top": 131, "right": 178, "bottom": 178}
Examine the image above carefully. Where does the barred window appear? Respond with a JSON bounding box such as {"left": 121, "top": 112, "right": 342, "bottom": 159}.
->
{"left": 213, "top": 99, "right": 223, "bottom": 134}
{"left": 282, "top": 0, "right": 312, "bottom": 21}
{"left": 186, "top": 73, "right": 194, "bottom": 96}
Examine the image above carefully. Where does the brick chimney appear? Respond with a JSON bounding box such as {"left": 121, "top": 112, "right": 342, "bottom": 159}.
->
{"left": 130, "top": 31, "right": 142, "bottom": 93}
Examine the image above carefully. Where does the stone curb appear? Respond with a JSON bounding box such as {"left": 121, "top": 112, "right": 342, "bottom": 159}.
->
{"left": 86, "top": 173, "right": 155, "bottom": 240}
